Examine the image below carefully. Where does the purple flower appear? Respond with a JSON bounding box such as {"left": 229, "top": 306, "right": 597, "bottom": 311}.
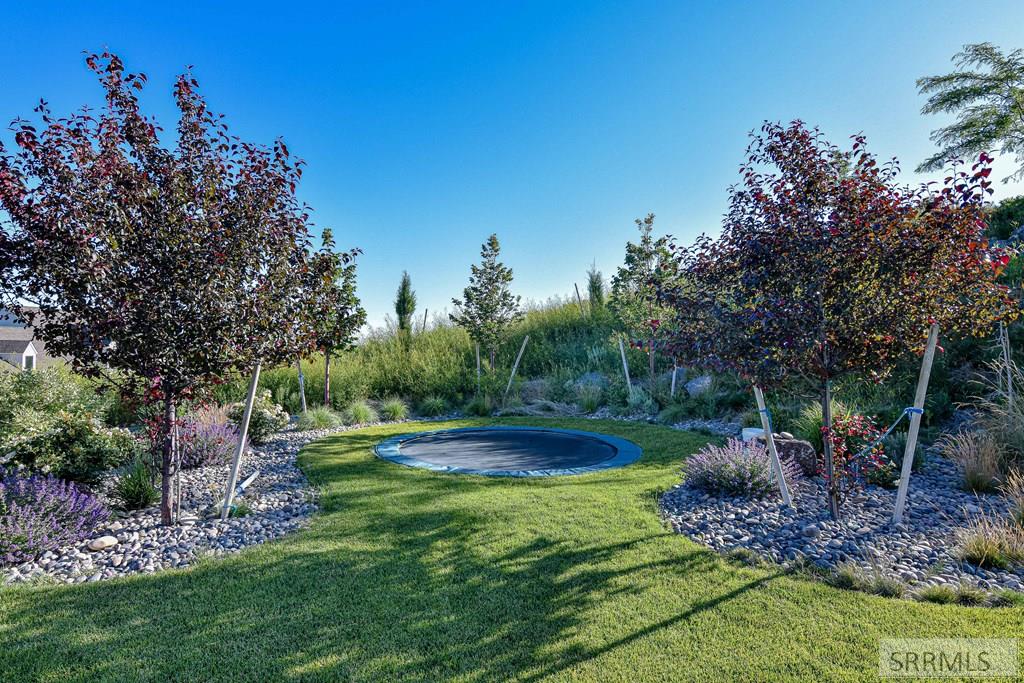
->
{"left": 179, "top": 408, "right": 239, "bottom": 469}
{"left": 0, "top": 468, "right": 109, "bottom": 566}
{"left": 686, "top": 438, "right": 802, "bottom": 498}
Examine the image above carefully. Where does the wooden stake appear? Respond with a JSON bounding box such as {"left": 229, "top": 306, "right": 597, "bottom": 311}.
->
{"left": 475, "top": 343, "right": 481, "bottom": 394}
{"left": 753, "top": 385, "right": 793, "bottom": 507}
{"left": 296, "top": 357, "right": 307, "bottom": 414}
{"left": 504, "top": 336, "right": 530, "bottom": 398}
{"left": 422, "top": 308, "right": 429, "bottom": 334}
{"left": 618, "top": 336, "right": 633, "bottom": 398}
{"left": 574, "top": 283, "right": 585, "bottom": 316}
{"left": 1001, "top": 322, "right": 1013, "bottom": 409}
{"left": 670, "top": 364, "right": 678, "bottom": 398}
{"left": 222, "top": 362, "right": 262, "bottom": 521}
{"left": 892, "top": 323, "right": 940, "bottom": 524}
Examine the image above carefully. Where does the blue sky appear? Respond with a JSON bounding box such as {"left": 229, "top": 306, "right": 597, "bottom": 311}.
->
{"left": 2, "top": 1, "right": 1023, "bottom": 327}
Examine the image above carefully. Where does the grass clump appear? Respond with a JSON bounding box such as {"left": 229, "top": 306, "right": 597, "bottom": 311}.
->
{"left": 379, "top": 398, "right": 409, "bottom": 422}
{"left": 1000, "top": 468, "right": 1024, "bottom": 527}
{"left": 724, "top": 547, "right": 765, "bottom": 568}
{"left": 791, "top": 400, "right": 850, "bottom": 454}
{"left": 656, "top": 403, "right": 690, "bottom": 425}
{"left": 295, "top": 407, "right": 342, "bottom": 431}
{"left": 345, "top": 400, "right": 378, "bottom": 426}
{"left": 937, "top": 431, "right": 1005, "bottom": 493}
{"left": 955, "top": 509, "right": 1024, "bottom": 569}
{"left": 915, "top": 584, "right": 957, "bottom": 604}
{"left": 575, "top": 384, "right": 604, "bottom": 413}
{"left": 418, "top": 396, "right": 448, "bottom": 417}
{"left": 953, "top": 583, "right": 988, "bottom": 606}
{"left": 464, "top": 395, "right": 493, "bottom": 417}
{"left": 112, "top": 457, "right": 158, "bottom": 511}
{"left": 827, "top": 563, "right": 867, "bottom": 591}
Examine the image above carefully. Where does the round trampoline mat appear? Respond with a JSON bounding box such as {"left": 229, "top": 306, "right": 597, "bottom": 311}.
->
{"left": 373, "top": 426, "right": 642, "bottom": 477}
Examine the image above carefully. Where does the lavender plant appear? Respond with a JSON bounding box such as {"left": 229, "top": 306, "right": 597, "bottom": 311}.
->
{"left": 179, "top": 408, "right": 240, "bottom": 470}
{"left": 0, "top": 468, "right": 108, "bottom": 565}
{"left": 685, "top": 438, "right": 802, "bottom": 498}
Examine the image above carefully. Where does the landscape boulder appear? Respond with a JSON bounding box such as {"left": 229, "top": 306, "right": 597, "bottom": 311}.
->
{"left": 684, "top": 374, "right": 713, "bottom": 398}
{"left": 87, "top": 536, "right": 118, "bottom": 552}
{"left": 755, "top": 435, "right": 818, "bottom": 477}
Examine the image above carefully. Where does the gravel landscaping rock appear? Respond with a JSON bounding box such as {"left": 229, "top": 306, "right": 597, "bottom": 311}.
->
{"left": 660, "top": 453, "right": 1024, "bottom": 595}
{"left": 2, "top": 424, "right": 355, "bottom": 586}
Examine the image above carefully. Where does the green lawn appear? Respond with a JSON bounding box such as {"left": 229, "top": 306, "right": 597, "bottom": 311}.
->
{"left": 0, "top": 418, "right": 1020, "bottom": 682}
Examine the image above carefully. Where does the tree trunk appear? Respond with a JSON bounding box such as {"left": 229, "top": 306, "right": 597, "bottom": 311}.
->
{"left": 489, "top": 347, "right": 496, "bottom": 371}
{"left": 648, "top": 338, "right": 656, "bottom": 389}
{"left": 296, "top": 357, "right": 307, "bottom": 413}
{"left": 821, "top": 380, "right": 840, "bottom": 519}
{"left": 159, "top": 397, "right": 176, "bottom": 526}
{"left": 323, "top": 349, "right": 331, "bottom": 407}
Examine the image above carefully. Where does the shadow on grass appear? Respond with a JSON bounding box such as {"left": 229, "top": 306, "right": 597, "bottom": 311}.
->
{"left": 0, "top": 418, "right": 778, "bottom": 682}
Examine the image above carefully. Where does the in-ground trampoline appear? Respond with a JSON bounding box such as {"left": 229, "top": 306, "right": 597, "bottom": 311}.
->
{"left": 374, "top": 426, "right": 643, "bottom": 477}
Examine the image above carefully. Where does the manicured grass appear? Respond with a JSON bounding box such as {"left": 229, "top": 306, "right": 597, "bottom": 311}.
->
{"left": 0, "top": 418, "right": 1021, "bottom": 682}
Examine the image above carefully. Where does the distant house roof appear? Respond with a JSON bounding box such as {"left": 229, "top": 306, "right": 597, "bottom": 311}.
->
{"left": 0, "top": 307, "right": 57, "bottom": 366}
{"left": 0, "top": 339, "right": 34, "bottom": 354}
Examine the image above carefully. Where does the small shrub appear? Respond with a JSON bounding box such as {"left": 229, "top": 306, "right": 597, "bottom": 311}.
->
{"left": 464, "top": 396, "right": 493, "bottom": 417}
{"left": 180, "top": 407, "right": 239, "bottom": 469}
{"left": 915, "top": 584, "right": 957, "bottom": 604}
{"left": 827, "top": 562, "right": 867, "bottom": 591}
{"left": 295, "top": 407, "right": 342, "bottom": 431}
{"left": 625, "top": 385, "right": 657, "bottom": 416}
{"left": 724, "top": 547, "right": 764, "bottom": 567}
{"left": 229, "top": 502, "right": 251, "bottom": 518}
{"left": 937, "top": 432, "right": 1004, "bottom": 493}
{"left": 345, "top": 400, "right": 378, "bottom": 425}
{"left": 9, "top": 413, "right": 139, "bottom": 484}
{"left": 113, "top": 458, "right": 158, "bottom": 510}
{"left": 988, "top": 589, "right": 1024, "bottom": 608}
{"left": 576, "top": 384, "right": 604, "bottom": 413}
{"left": 0, "top": 468, "right": 109, "bottom": 565}
{"left": 866, "top": 574, "right": 905, "bottom": 598}
{"left": 226, "top": 389, "right": 289, "bottom": 445}
{"left": 955, "top": 510, "right": 1024, "bottom": 569}
{"left": 953, "top": 583, "right": 988, "bottom": 606}
{"left": 418, "top": 396, "right": 448, "bottom": 417}
{"left": 657, "top": 403, "right": 690, "bottom": 425}
{"left": 379, "top": 398, "right": 409, "bottom": 422}
{"left": 823, "top": 412, "right": 893, "bottom": 500}
{"left": 685, "top": 438, "right": 802, "bottom": 498}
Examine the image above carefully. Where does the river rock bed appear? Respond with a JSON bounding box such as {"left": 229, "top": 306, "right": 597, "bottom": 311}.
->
{"left": 659, "top": 454, "right": 1024, "bottom": 595}
{"left": 2, "top": 425, "right": 348, "bottom": 586}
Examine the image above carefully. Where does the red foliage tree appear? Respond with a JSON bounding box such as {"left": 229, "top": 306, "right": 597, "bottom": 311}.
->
{"left": 0, "top": 53, "right": 352, "bottom": 524}
{"left": 658, "top": 121, "right": 1015, "bottom": 518}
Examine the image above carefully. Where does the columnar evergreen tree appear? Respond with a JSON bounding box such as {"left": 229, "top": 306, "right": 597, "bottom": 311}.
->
{"left": 394, "top": 271, "right": 417, "bottom": 335}
{"left": 586, "top": 262, "right": 605, "bottom": 311}
{"left": 0, "top": 53, "right": 341, "bottom": 524}
{"left": 658, "top": 122, "right": 1015, "bottom": 518}
{"left": 314, "top": 229, "right": 366, "bottom": 407}
{"left": 918, "top": 43, "right": 1024, "bottom": 181}
{"left": 450, "top": 234, "right": 521, "bottom": 369}
{"left": 609, "top": 214, "right": 674, "bottom": 387}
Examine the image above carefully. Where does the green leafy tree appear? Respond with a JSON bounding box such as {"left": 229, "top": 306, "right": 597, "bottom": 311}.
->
{"left": 609, "top": 214, "right": 674, "bottom": 386}
{"left": 314, "top": 229, "right": 366, "bottom": 407}
{"left": 586, "top": 262, "right": 605, "bottom": 311}
{"left": 0, "top": 53, "right": 334, "bottom": 524}
{"left": 394, "top": 271, "right": 417, "bottom": 334}
{"left": 450, "top": 234, "right": 521, "bottom": 369}
{"left": 988, "top": 195, "right": 1024, "bottom": 240}
{"left": 918, "top": 43, "right": 1024, "bottom": 181}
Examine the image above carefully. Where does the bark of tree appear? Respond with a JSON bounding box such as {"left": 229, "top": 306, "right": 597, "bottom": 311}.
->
{"left": 323, "top": 349, "right": 331, "bottom": 407}
{"left": 821, "top": 380, "right": 840, "bottom": 519}
{"left": 159, "top": 397, "right": 177, "bottom": 525}
{"left": 489, "top": 347, "right": 496, "bottom": 370}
